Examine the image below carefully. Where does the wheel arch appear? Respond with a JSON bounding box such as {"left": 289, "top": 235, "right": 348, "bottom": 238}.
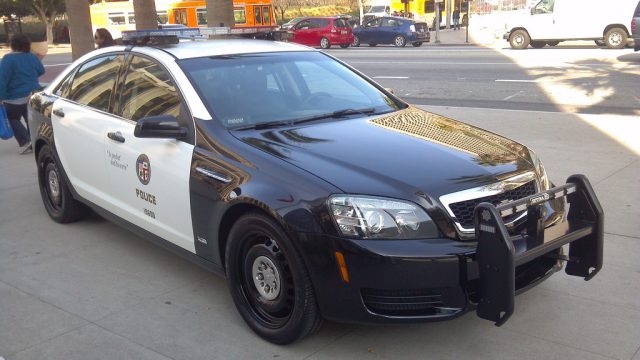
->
{"left": 508, "top": 27, "right": 530, "bottom": 39}
{"left": 603, "top": 24, "right": 630, "bottom": 37}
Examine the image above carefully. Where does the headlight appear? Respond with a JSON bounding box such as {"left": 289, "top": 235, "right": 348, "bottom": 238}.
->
{"left": 529, "top": 149, "right": 550, "bottom": 191}
{"left": 328, "top": 195, "right": 439, "bottom": 239}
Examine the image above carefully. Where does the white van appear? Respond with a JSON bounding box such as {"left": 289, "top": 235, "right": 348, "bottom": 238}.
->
{"left": 504, "top": 0, "right": 638, "bottom": 49}
{"left": 363, "top": 1, "right": 391, "bottom": 23}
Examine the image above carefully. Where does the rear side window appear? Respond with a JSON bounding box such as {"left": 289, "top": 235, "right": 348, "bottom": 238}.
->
{"left": 310, "top": 19, "right": 330, "bottom": 28}
{"left": 118, "top": 55, "right": 181, "bottom": 121}
{"left": 68, "top": 54, "right": 123, "bottom": 113}
{"left": 334, "top": 19, "right": 347, "bottom": 28}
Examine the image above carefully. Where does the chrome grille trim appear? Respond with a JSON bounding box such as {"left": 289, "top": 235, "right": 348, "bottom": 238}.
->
{"left": 439, "top": 172, "right": 539, "bottom": 239}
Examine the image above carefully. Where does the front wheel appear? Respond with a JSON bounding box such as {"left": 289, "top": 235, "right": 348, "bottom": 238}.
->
{"left": 509, "top": 29, "right": 530, "bottom": 49}
{"left": 604, "top": 27, "right": 627, "bottom": 49}
{"left": 37, "top": 145, "right": 89, "bottom": 223}
{"left": 225, "top": 213, "right": 322, "bottom": 345}
{"left": 394, "top": 35, "right": 406, "bottom": 47}
{"left": 319, "top": 37, "right": 331, "bottom": 49}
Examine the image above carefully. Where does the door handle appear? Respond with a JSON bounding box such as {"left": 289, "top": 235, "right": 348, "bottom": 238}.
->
{"left": 52, "top": 108, "right": 65, "bottom": 117}
{"left": 107, "top": 131, "right": 125, "bottom": 143}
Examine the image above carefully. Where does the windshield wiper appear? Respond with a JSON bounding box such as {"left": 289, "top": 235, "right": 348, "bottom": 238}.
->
{"left": 290, "top": 107, "right": 377, "bottom": 125}
{"left": 232, "top": 108, "right": 378, "bottom": 131}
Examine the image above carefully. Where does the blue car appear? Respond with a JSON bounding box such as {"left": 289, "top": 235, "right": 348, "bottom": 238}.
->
{"left": 352, "top": 16, "right": 430, "bottom": 47}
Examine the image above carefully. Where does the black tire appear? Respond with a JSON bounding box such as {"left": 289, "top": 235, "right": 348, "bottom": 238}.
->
{"left": 604, "top": 27, "right": 627, "bottom": 49}
{"left": 509, "top": 29, "right": 530, "bottom": 49}
{"left": 394, "top": 35, "right": 406, "bottom": 47}
{"left": 547, "top": 41, "right": 560, "bottom": 46}
{"left": 412, "top": 42, "right": 423, "bottom": 47}
{"left": 339, "top": 43, "right": 349, "bottom": 48}
{"left": 319, "top": 37, "right": 330, "bottom": 49}
{"left": 352, "top": 35, "right": 360, "bottom": 47}
{"left": 530, "top": 41, "right": 546, "bottom": 48}
{"left": 368, "top": 43, "right": 377, "bottom": 47}
{"left": 225, "top": 213, "right": 322, "bottom": 345}
{"left": 37, "top": 145, "right": 89, "bottom": 223}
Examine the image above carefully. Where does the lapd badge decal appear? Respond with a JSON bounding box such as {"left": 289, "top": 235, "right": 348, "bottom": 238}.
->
{"left": 136, "top": 154, "right": 151, "bottom": 185}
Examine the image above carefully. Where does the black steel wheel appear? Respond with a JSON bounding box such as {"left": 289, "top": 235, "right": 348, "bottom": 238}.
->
{"left": 225, "top": 213, "right": 322, "bottom": 344}
{"left": 37, "top": 145, "right": 89, "bottom": 223}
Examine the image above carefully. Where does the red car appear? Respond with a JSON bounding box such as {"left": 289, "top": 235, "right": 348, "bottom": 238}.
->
{"left": 288, "top": 16, "right": 354, "bottom": 49}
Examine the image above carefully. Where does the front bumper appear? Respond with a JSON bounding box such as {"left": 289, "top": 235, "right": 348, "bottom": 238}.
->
{"left": 294, "top": 175, "right": 603, "bottom": 325}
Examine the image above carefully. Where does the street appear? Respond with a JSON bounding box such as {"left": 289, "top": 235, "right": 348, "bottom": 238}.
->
{"left": 1, "top": 44, "right": 639, "bottom": 359}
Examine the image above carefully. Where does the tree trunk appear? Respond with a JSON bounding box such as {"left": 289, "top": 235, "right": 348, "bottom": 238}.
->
{"left": 46, "top": 21, "right": 54, "bottom": 44}
{"left": 133, "top": 0, "right": 158, "bottom": 30}
{"left": 65, "top": 0, "right": 94, "bottom": 60}
{"left": 206, "top": 0, "right": 234, "bottom": 29}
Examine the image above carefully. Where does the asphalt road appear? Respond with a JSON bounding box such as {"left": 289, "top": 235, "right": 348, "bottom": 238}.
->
{"left": 39, "top": 46, "right": 640, "bottom": 116}
{"left": 326, "top": 46, "right": 640, "bottom": 115}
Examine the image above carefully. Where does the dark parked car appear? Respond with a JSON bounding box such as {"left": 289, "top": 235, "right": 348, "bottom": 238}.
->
{"left": 633, "top": 1, "right": 640, "bottom": 51}
{"left": 288, "top": 16, "right": 354, "bottom": 49}
{"left": 352, "top": 16, "right": 429, "bottom": 47}
{"left": 28, "top": 29, "right": 603, "bottom": 345}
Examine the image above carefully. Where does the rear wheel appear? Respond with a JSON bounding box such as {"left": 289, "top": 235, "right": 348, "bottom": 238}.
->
{"left": 352, "top": 35, "right": 360, "bottom": 47}
{"left": 37, "top": 145, "right": 89, "bottom": 223}
{"left": 225, "top": 213, "right": 322, "bottom": 345}
{"left": 319, "top": 37, "right": 330, "bottom": 49}
{"left": 412, "top": 42, "right": 423, "bottom": 47}
{"left": 394, "top": 35, "right": 406, "bottom": 47}
{"left": 339, "top": 43, "right": 350, "bottom": 48}
{"left": 509, "top": 29, "right": 530, "bottom": 49}
{"left": 530, "top": 41, "right": 546, "bottom": 48}
{"left": 604, "top": 27, "right": 627, "bottom": 49}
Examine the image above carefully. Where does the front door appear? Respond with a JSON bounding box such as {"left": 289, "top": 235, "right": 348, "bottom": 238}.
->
{"left": 527, "top": 0, "right": 556, "bottom": 39}
{"left": 104, "top": 54, "right": 195, "bottom": 252}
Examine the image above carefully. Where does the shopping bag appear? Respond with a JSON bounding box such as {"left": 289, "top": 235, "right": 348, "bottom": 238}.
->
{"left": 0, "top": 104, "right": 14, "bottom": 140}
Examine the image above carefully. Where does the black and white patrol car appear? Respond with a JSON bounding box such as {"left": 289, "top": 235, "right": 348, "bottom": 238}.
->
{"left": 28, "top": 29, "right": 603, "bottom": 344}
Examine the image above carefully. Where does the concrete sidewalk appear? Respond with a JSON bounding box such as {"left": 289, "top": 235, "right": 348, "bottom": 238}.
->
{"left": 1, "top": 105, "right": 638, "bottom": 360}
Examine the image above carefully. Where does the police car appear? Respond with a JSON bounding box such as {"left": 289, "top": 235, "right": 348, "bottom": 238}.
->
{"left": 28, "top": 29, "right": 604, "bottom": 344}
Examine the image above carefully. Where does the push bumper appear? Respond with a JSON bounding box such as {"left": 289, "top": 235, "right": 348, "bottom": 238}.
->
{"left": 295, "top": 175, "right": 602, "bottom": 326}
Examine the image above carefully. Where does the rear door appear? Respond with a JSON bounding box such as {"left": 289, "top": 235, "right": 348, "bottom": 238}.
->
{"left": 380, "top": 17, "right": 401, "bottom": 43}
{"left": 50, "top": 54, "right": 124, "bottom": 210}
{"left": 104, "top": 54, "right": 196, "bottom": 252}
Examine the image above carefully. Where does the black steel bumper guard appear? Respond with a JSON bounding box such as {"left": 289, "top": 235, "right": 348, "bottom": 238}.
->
{"left": 474, "top": 174, "right": 604, "bottom": 326}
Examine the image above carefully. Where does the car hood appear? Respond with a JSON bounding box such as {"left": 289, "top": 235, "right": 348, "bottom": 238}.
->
{"left": 233, "top": 107, "right": 535, "bottom": 201}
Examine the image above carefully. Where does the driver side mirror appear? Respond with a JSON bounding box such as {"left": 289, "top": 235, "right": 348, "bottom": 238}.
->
{"left": 134, "top": 115, "right": 187, "bottom": 139}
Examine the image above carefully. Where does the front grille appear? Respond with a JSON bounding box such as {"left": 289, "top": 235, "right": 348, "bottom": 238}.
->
{"left": 361, "top": 288, "right": 444, "bottom": 317}
{"left": 449, "top": 180, "right": 537, "bottom": 229}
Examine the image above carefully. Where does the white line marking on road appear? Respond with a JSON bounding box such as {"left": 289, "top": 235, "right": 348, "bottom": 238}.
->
{"left": 373, "top": 76, "right": 409, "bottom": 79}
{"left": 44, "top": 63, "right": 72, "bottom": 68}
{"left": 502, "top": 92, "right": 524, "bottom": 101}
{"left": 495, "top": 79, "right": 541, "bottom": 83}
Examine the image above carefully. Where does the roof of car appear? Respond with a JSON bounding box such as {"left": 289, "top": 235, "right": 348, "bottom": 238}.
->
{"left": 148, "top": 39, "right": 313, "bottom": 60}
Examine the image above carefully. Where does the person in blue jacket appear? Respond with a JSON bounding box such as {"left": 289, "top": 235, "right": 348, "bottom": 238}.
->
{"left": 0, "top": 34, "right": 45, "bottom": 154}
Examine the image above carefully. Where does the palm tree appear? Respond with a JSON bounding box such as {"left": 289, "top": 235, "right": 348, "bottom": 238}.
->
{"left": 65, "top": 0, "right": 94, "bottom": 60}
{"left": 206, "top": 0, "right": 234, "bottom": 29}
{"left": 133, "top": 0, "right": 158, "bottom": 30}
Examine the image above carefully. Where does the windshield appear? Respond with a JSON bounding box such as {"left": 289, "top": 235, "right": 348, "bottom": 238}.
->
{"left": 179, "top": 51, "right": 403, "bottom": 129}
{"left": 368, "top": 5, "right": 386, "bottom": 13}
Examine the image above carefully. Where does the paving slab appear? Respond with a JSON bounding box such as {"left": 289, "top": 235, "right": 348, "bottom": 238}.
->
{"left": 0, "top": 282, "right": 87, "bottom": 357}
{"left": 10, "top": 324, "right": 172, "bottom": 360}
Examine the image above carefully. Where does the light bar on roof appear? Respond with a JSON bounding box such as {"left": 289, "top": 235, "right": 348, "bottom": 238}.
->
{"left": 121, "top": 27, "right": 233, "bottom": 45}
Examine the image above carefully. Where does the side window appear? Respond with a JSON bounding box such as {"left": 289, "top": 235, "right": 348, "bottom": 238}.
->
{"left": 234, "top": 8, "right": 246, "bottom": 24}
{"left": 53, "top": 69, "right": 76, "bottom": 98}
{"left": 365, "top": 18, "right": 381, "bottom": 28}
{"left": 295, "top": 20, "right": 311, "bottom": 30}
{"left": 68, "top": 55, "right": 123, "bottom": 113}
{"left": 119, "top": 56, "right": 181, "bottom": 121}
{"left": 382, "top": 18, "right": 397, "bottom": 27}
{"left": 533, "top": 0, "right": 554, "bottom": 14}
{"left": 197, "top": 8, "right": 207, "bottom": 25}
